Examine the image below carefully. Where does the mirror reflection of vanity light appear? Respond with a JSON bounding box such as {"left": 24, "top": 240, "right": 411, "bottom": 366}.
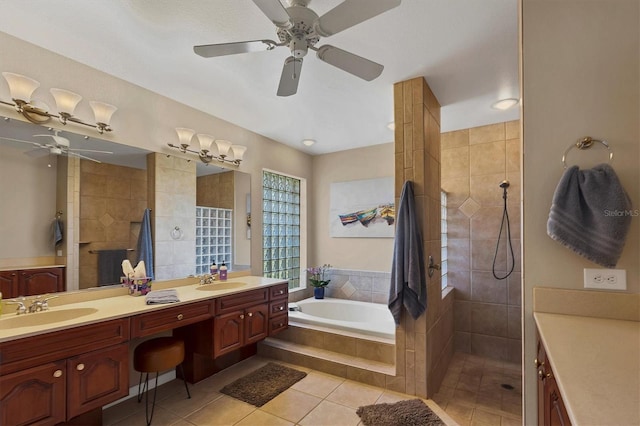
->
{"left": 246, "top": 193, "right": 251, "bottom": 240}
{"left": 170, "top": 226, "right": 183, "bottom": 240}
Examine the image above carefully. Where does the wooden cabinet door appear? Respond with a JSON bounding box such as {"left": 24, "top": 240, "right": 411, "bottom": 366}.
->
{"left": 19, "top": 267, "right": 65, "bottom": 296}
{"left": 0, "top": 270, "right": 18, "bottom": 299}
{"left": 66, "top": 343, "right": 129, "bottom": 419}
{"left": 245, "top": 304, "right": 268, "bottom": 345}
{"left": 213, "top": 310, "right": 245, "bottom": 357}
{"left": 0, "top": 360, "right": 66, "bottom": 426}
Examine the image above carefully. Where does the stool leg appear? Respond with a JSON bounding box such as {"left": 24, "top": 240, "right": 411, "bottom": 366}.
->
{"left": 144, "top": 372, "right": 160, "bottom": 426}
{"left": 137, "top": 372, "right": 148, "bottom": 403}
{"left": 178, "top": 363, "right": 191, "bottom": 399}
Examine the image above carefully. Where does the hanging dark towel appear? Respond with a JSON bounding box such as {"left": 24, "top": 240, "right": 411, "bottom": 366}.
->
{"left": 53, "top": 218, "right": 63, "bottom": 247}
{"left": 547, "top": 164, "right": 632, "bottom": 268}
{"left": 388, "top": 181, "right": 426, "bottom": 324}
{"left": 98, "top": 249, "right": 128, "bottom": 286}
{"left": 136, "top": 208, "right": 154, "bottom": 280}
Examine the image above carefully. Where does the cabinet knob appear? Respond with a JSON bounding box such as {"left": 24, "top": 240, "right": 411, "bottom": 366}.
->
{"left": 279, "top": 306, "right": 284, "bottom": 311}
{"left": 76, "top": 363, "right": 85, "bottom": 371}
{"left": 538, "top": 370, "right": 551, "bottom": 380}
{"left": 247, "top": 312, "right": 253, "bottom": 317}
{"left": 240, "top": 314, "right": 245, "bottom": 319}
{"left": 279, "top": 290, "right": 284, "bottom": 295}
{"left": 534, "top": 358, "right": 541, "bottom": 367}
{"left": 53, "top": 369, "right": 63, "bottom": 378}
{"left": 177, "top": 314, "right": 184, "bottom": 320}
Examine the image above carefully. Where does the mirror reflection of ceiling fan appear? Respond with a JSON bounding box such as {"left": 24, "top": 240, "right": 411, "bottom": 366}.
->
{"left": 0, "top": 130, "right": 113, "bottom": 163}
{"left": 194, "top": 0, "right": 401, "bottom": 96}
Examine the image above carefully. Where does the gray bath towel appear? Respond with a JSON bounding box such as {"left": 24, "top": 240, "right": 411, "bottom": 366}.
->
{"left": 98, "top": 249, "right": 128, "bottom": 286}
{"left": 145, "top": 289, "right": 180, "bottom": 305}
{"left": 389, "top": 181, "right": 426, "bottom": 324}
{"left": 547, "top": 164, "right": 632, "bottom": 268}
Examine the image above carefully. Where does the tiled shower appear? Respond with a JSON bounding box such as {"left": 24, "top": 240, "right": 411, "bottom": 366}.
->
{"left": 441, "top": 121, "right": 521, "bottom": 364}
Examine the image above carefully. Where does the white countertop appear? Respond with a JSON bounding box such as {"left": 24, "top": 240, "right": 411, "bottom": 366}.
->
{"left": 0, "top": 276, "right": 286, "bottom": 343}
{"left": 534, "top": 312, "right": 640, "bottom": 426}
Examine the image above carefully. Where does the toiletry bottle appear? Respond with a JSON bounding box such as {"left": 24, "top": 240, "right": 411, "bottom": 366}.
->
{"left": 219, "top": 262, "right": 228, "bottom": 281}
{"left": 0, "top": 291, "right": 2, "bottom": 315}
{"left": 210, "top": 261, "right": 218, "bottom": 278}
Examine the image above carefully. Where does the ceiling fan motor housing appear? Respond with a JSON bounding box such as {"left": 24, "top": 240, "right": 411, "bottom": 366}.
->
{"left": 277, "top": 4, "right": 320, "bottom": 58}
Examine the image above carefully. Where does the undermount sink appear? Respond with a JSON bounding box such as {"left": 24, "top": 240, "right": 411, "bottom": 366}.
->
{"left": 196, "top": 281, "right": 248, "bottom": 291}
{"left": 0, "top": 308, "right": 98, "bottom": 329}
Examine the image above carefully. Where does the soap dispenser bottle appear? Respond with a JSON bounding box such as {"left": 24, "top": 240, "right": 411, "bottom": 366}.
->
{"left": 210, "top": 261, "right": 218, "bottom": 278}
{"left": 219, "top": 262, "right": 228, "bottom": 281}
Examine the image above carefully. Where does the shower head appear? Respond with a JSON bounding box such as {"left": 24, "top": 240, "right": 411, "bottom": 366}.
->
{"left": 499, "top": 180, "right": 510, "bottom": 189}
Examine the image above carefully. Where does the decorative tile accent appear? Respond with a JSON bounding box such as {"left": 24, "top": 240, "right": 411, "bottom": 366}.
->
{"left": 342, "top": 281, "right": 356, "bottom": 297}
{"left": 458, "top": 198, "right": 480, "bottom": 218}
{"left": 99, "top": 213, "right": 114, "bottom": 227}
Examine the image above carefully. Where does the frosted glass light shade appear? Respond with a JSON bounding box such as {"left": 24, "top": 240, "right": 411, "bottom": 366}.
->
{"left": 2, "top": 72, "right": 40, "bottom": 102}
{"left": 175, "top": 128, "right": 195, "bottom": 146}
{"left": 215, "top": 139, "right": 232, "bottom": 157}
{"left": 89, "top": 101, "right": 117, "bottom": 125}
{"left": 196, "top": 134, "right": 215, "bottom": 152}
{"left": 231, "top": 145, "right": 247, "bottom": 161}
{"left": 50, "top": 88, "right": 82, "bottom": 115}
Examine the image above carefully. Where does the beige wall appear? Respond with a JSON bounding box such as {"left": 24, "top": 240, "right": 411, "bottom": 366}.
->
{"left": 196, "top": 171, "right": 234, "bottom": 209}
{"left": 310, "top": 143, "right": 394, "bottom": 271}
{"left": 522, "top": 1, "right": 639, "bottom": 424}
{"left": 442, "top": 121, "right": 522, "bottom": 364}
{"left": 0, "top": 32, "right": 313, "bottom": 278}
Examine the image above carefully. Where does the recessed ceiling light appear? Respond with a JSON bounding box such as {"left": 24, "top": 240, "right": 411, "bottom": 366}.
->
{"left": 491, "top": 98, "right": 520, "bottom": 110}
{"left": 302, "top": 139, "right": 315, "bottom": 147}
{"left": 387, "top": 122, "right": 395, "bottom": 131}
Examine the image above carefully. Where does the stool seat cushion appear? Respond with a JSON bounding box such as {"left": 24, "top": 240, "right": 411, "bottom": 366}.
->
{"left": 134, "top": 337, "right": 185, "bottom": 373}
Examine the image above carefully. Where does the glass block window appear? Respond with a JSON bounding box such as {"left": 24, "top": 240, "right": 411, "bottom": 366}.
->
{"left": 195, "top": 206, "right": 232, "bottom": 275}
{"left": 262, "top": 171, "right": 301, "bottom": 290}
{"left": 441, "top": 190, "right": 448, "bottom": 290}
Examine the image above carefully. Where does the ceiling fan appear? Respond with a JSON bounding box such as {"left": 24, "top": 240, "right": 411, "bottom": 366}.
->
{"left": 0, "top": 130, "right": 113, "bottom": 163}
{"left": 194, "top": 0, "right": 401, "bottom": 96}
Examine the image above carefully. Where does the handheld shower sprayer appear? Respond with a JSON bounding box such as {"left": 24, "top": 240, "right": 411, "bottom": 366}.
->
{"left": 493, "top": 180, "right": 515, "bottom": 280}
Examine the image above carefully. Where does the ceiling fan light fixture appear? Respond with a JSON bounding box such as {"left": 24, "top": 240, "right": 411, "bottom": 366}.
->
{"left": 491, "top": 98, "right": 519, "bottom": 110}
{"left": 302, "top": 139, "right": 315, "bottom": 146}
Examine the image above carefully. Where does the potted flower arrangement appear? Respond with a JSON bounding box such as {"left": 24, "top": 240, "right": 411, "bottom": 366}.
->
{"left": 307, "top": 264, "right": 332, "bottom": 299}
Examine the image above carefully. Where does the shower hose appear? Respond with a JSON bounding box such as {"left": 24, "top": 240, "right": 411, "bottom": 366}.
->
{"left": 492, "top": 181, "right": 515, "bottom": 280}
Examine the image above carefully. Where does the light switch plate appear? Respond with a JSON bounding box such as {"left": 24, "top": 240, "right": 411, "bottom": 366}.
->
{"left": 584, "top": 268, "right": 627, "bottom": 290}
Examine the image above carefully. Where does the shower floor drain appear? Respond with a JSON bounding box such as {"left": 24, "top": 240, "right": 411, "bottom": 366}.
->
{"left": 501, "top": 384, "right": 515, "bottom": 390}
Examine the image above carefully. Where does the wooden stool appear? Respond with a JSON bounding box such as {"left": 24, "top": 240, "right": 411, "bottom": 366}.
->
{"left": 134, "top": 337, "right": 191, "bottom": 425}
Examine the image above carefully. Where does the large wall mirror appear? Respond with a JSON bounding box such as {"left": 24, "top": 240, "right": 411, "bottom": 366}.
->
{"left": 0, "top": 116, "right": 251, "bottom": 292}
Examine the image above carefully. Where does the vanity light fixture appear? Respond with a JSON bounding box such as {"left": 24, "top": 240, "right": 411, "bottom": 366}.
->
{"left": 1, "top": 72, "right": 117, "bottom": 134}
{"left": 167, "top": 127, "right": 247, "bottom": 166}
{"left": 491, "top": 98, "right": 520, "bottom": 110}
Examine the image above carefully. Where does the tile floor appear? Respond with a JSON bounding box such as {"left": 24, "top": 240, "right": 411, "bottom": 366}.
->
{"left": 432, "top": 352, "right": 523, "bottom": 426}
{"left": 103, "top": 356, "right": 456, "bottom": 426}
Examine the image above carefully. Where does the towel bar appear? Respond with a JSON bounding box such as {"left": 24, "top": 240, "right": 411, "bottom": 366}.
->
{"left": 562, "top": 136, "right": 613, "bottom": 168}
{"left": 89, "top": 249, "right": 134, "bottom": 253}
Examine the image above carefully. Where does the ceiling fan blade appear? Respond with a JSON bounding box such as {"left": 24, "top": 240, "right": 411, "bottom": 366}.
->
{"left": 252, "top": 0, "right": 293, "bottom": 29}
{"left": 316, "top": 45, "right": 383, "bottom": 81}
{"left": 314, "top": 0, "right": 401, "bottom": 37}
{"left": 68, "top": 148, "right": 114, "bottom": 154}
{"left": 277, "top": 56, "right": 303, "bottom": 97}
{"left": 68, "top": 152, "right": 102, "bottom": 163}
{"left": 0, "top": 136, "right": 42, "bottom": 148}
{"left": 24, "top": 147, "right": 49, "bottom": 158}
{"left": 194, "top": 39, "right": 278, "bottom": 58}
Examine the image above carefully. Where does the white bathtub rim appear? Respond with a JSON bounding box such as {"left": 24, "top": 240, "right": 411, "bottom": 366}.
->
{"left": 288, "top": 320, "right": 395, "bottom": 345}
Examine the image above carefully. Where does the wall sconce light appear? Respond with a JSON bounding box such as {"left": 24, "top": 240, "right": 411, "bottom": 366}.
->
{"left": 167, "top": 127, "right": 247, "bottom": 166}
{"left": 1, "top": 72, "right": 117, "bottom": 134}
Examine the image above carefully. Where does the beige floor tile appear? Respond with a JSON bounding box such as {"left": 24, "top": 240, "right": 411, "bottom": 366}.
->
{"left": 103, "top": 396, "right": 145, "bottom": 425}
{"left": 110, "top": 405, "right": 182, "bottom": 426}
{"left": 446, "top": 401, "right": 474, "bottom": 422}
{"left": 472, "top": 408, "right": 502, "bottom": 425}
{"left": 457, "top": 373, "right": 482, "bottom": 392}
{"left": 260, "top": 388, "right": 322, "bottom": 423}
{"left": 500, "top": 415, "right": 522, "bottom": 426}
{"left": 452, "top": 388, "right": 478, "bottom": 407}
{"left": 291, "top": 370, "right": 344, "bottom": 398}
{"left": 298, "top": 400, "right": 361, "bottom": 426}
{"left": 156, "top": 385, "right": 223, "bottom": 418}
{"left": 375, "top": 390, "right": 415, "bottom": 404}
{"left": 234, "top": 410, "right": 294, "bottom": 426}
{"left": 326, "top": 380, "right": 383, "bottom": 409}
{"left": 185, "top": 395, "right": 255, "bottom": 426}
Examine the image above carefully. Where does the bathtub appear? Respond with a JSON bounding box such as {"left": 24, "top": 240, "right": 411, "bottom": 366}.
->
{"left": 288, "top": 297, "right": 396, "bottom": 341}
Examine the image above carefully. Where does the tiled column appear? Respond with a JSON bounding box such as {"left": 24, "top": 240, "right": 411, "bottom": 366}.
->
{"left": 391, "top": 77, "right": 454, "bottom": 398}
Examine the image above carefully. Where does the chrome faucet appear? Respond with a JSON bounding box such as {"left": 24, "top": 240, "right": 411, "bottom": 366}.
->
{"left": 200, "top": 274, "right": 216, "bottom": 285}
{"left": 28, "top": 295, "right": 59, "bottom": 312}
{"left": 5, "top": 298, "right": 27, "bottom": 315}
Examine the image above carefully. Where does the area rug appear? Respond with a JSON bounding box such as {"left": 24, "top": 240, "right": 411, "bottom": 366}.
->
{"left": 356, "top": 399, "right": 445, "bottom": 426}
{"left": 220, "top": 362, "right": 307, "bottom": 407}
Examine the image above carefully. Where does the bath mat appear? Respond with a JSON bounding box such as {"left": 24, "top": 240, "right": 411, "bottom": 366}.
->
{"left": 220, "top": 362, "right": 307, "bottom": 407}
{"left": 356, "top": 399, "right": 445, "bottom": 426}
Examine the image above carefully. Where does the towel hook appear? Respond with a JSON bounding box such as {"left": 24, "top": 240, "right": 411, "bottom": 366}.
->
{"left": 562, "top": 136, "right": 613, "bottom": 169}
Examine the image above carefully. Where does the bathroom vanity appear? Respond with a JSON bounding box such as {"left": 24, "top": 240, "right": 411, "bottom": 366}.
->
{"left": 0, "top": 265, "right": 65, "bottom": 298}
{"left": 0, "top": 276, "right": 288, "bottom": 425}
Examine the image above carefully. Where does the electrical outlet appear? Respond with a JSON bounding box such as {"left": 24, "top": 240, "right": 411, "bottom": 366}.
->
{"left": 584, "top": 268, "right": 626, "bottom": 290}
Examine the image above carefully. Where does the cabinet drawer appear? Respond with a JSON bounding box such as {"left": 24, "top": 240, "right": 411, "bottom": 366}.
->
{"left": 269, "top": 314, "right": 288, "bottom": 336}
{"left": 269, "top": 283, "right": 288, "bottom": 300}
{"left": 131, "top": 300, "right": 213, "bottom": 338}
{"left": 269, "top": 300, "right": 287, "bottom": 316}
{"left": 216, "top": 288, "right": 269, "bottom": 314}
{"left": 0, "top": 318, "right": 129, "bottom": 376}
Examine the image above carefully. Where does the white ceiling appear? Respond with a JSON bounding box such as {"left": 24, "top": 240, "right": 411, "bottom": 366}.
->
{"left": 0, "top": 0, "right": 519, "bottom": 155}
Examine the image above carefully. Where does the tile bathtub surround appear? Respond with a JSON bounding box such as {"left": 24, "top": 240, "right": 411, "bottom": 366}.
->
{"left": 102, "top": 355, "right": 457, "bottom": 426}
{"left": 442, "top": 120, "right": 522, "bottom": 364}
{"left": 323, "top": 269, "right": 392, "bottom": 304}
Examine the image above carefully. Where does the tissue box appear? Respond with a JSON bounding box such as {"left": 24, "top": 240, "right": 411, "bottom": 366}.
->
{"left": 121, "top": 277, "right": 152, "bottom": 296}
